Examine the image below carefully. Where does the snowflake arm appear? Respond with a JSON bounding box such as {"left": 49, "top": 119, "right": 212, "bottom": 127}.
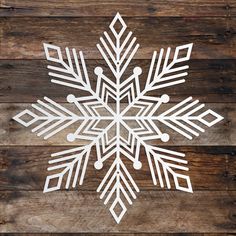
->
{"left": 44, "top": 44, "right": 91, "bottom": 90}
{"left": 157, "top": 96, "right": 224, "bottom": 140}
{"left": 121, "top": 120, "right": 193, "bottom": 193}
{"left": 44, "top": 118, "right": 115, "bottom": 193}
{"left": 120, "top": 43, "right": 193, "bottom": 117}
{"left": 44, "top": 146, "right": 90, "bottom": 192}
{"left": 13, "top": 97, "right": 79, "bottom": 140}
{"left": 44, "top": 43, "right": 116, "bottom": 117}
{"left": 97, "top": 157, "right": 139, "bottom": 224}
{"left": 146, "top": 146, "right": 192, "bottom": 192}
{"left": 146, "top": 44, "right": 193, "bottom": 90}
{"left": 96, "top": 12, "right": 139, "bottom": 79}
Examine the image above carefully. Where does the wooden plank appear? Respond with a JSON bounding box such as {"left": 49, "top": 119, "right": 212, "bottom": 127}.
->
{"left": 0, "top": 234, "right": 233, "bottom": 236}
{"left": 1, "top": 103, "right": 231, "bottom": 146}
{"left": 0, "top": 190, "right": 235, "bottom": 233}
{"left": 0, "top": 0, "right": 235, "bottom": 17}
{"left": 0, "top": 17, "right": 235, "bottom": 59}
{"left": 229, "top": 152, "right": 236, "bottom": 191}
{"left": 0, "top": 233, "right": 234, "bottom": 236}
{"left": 0, "top": 146, "right": 235, "bottom": 191}
{"left": 1, "top": 59, "right": 236, "bottom": 103}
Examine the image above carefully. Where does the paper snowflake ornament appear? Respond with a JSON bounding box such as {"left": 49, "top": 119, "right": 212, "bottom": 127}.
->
{"left": 13, "top": 13, "right": 224, "bottom": 224}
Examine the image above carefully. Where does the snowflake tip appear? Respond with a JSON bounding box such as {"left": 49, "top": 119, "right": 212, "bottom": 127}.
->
{"left": 109, "top": 12, "right": 127, "bottom": 38}
{"left": 109, "top": 198, "right": 127, "bottom": 224}
{"left": 13, "top": 109, "right": 37, "bottom": 127}
{"left": 174, "top": 174, "right": 193, "bottom": 193}
{"left": 43, "top": 43, "right": 63, "bottom": 63}
{"left": 198, "top": 109, "right": 224, "bottom": 127}
{"left": 44, "top": 174, "right": 63, "bottom": 193}
{"left": 173, "top": 43, "right": 193, "bottom": 63}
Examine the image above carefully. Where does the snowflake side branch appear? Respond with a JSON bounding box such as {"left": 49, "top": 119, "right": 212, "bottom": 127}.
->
{"left": 146, "top": 43, "right": 193, "bottom": 90}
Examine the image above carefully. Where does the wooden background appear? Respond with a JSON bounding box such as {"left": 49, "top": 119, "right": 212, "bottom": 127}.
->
{"left": 0, "top": 0, "right": 236, "bottom": 235}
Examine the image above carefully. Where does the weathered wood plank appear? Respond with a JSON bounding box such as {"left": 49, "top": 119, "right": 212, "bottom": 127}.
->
{"left": 1, "top": 59, "right": 235, "bottom": 103}
{"left": 0, "top": 0, "right": 235, "bottom": 17}
{"left": 1, "top": 103, "right": 230, "bottom": 146}
{"left": 0, "top": 191, "right": 235, "bottom": 233}
{"left": 0, "top": 234, "right": 233, "bottom": 236}
{"left": 0, "top": 17, "right": 235, "bottom": 59}
{"left": 0, "top": 146, "right": 235, "bottom": 191}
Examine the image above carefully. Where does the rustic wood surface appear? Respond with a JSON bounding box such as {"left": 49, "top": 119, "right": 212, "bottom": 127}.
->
{"left": 0, "top": 146, "right": 235, "bottom": 191}
{"left": 0, "top": 190, "right": 236, "bottom": 233}
{"left": 1, "top": 17, "right": 236, "bottom": 59}
{"left": 0, "top": 0, "right": 236, "bottom": 17}
{"left": 0, "top": 234, "right": 229, "bottom": 236}
{"left": 0, "top": 0, "right": 235, "bottom": 235}
{"left": 1, "top": 59, "right": 236, "bottom": 103}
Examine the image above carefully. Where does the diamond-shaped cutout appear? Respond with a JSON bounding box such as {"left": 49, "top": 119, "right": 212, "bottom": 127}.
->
{"left": 13, "top": 109, "right": 38, "bottom": 127}
{"left": 198, "top": 109, "right": 224, "bottom": 127}
{"left": 43, "top": 173, "right": 63, "bottom": 193}
{"left": 43, "top": 43, "right": 63, "bottom": 63}
{"left": 173, "top": 43, "right": 193, "bottom": 63}
{"left": 173, "top": 173, "right": 192, "bottom": 193}
{"left": 109, "top": 198, "right": 127, "bottom": 224}
{"left": 109, "top": 13, "right": 127, "bottom": 38}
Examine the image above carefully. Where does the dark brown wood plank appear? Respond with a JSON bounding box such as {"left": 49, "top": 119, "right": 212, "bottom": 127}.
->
{"left": 0, "top": 234, "right": 234, "bottom": 236}
{"left": 1, "top": 103, "right": 230, "bottom": 146}
{"left": 0, "top": 146, "right": 235, "bottom": 191}
{"left": 0, "top": 17, "right": 235, "bottom": 59}
{"left": 0, "top": 0, "right": 235, "bottom": 17}
{"left": 0, "top": 190, "right": 235, "bottom": 233}
{"left": 1, "top": 59, "right": 235, "bottom": 103}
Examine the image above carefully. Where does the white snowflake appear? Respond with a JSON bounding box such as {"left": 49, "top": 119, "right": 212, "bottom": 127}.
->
{"left": 13, "top": 13, "right": 224, "bottom": 224}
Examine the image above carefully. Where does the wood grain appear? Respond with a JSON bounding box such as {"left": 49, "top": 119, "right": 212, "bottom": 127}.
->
{"left": 0, "top": 234, "right": 234, "bottom": 236}
{"left": 0, "top": 17, "right": 235, "bottom": 59}
{"left": 0, "top": 59, "right": 235, "bottom": 103}
{"left": 1, "top": 103, "right": 230, "bottom": 146}
{"left": 0, "top": 190, "right": 235, "bottom": 233}
{"left": 0, "top": 0, "right": 235, "bottom": 17}
{"left": 0, "top": 146, "right": 235, "bottom": 191}
{"left": 0, "top": 0, "right": 235, "bottom": 234}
